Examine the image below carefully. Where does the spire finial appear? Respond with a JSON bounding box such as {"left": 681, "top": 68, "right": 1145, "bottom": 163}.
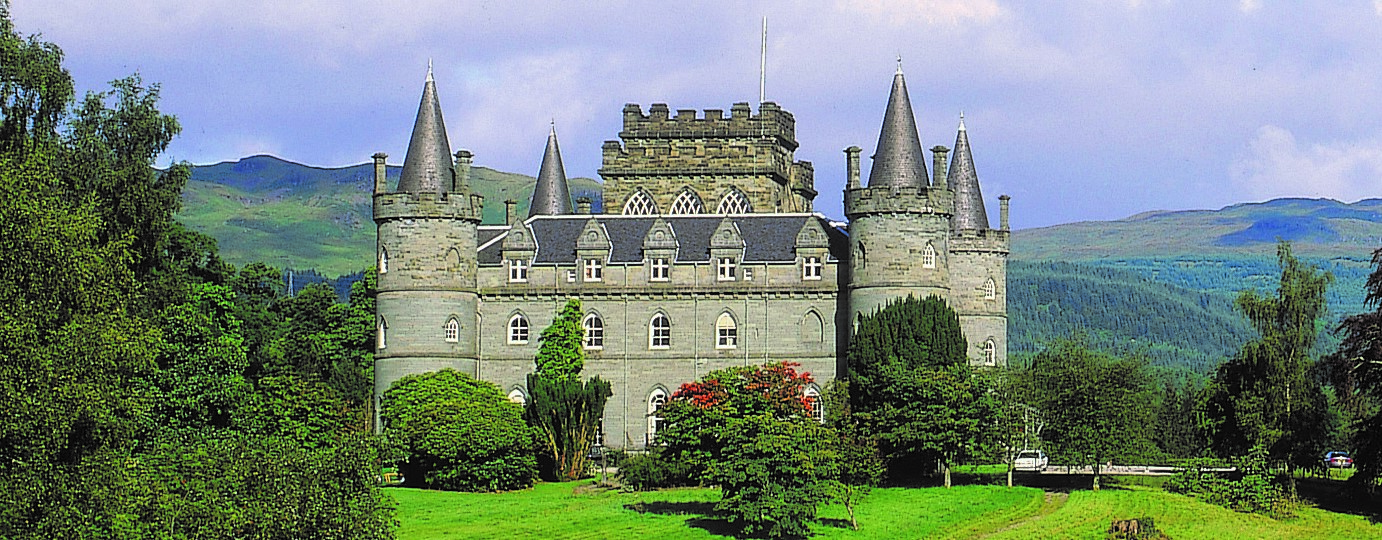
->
{"left": 550, "top": 119, "right": 556, "bottom": 136}
{"left": 426, "top": 59, "right": 434, "bottom": 82}
{"left": 958, "top": 111, "right": 966, "bottom": 131}
{"left": 896, "top": 55, "right": 903, "bottom": 75}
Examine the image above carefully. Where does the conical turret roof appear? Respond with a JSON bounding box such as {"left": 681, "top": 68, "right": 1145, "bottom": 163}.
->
{"left": 947, "top": 114, "right": 990, "bottom": 230}
{"left": 866, "top": 65, "right": 929, "bottom": 189}
{"left": 528, "top": 125, "right": 573, "bottom": 217}
{"left": 397, "top": 64, "right": 454, "bottom": 193}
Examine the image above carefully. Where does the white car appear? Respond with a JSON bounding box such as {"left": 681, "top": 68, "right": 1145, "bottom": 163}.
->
{"left": 1014, "top": 450, "right": 1049, "bottom": 471}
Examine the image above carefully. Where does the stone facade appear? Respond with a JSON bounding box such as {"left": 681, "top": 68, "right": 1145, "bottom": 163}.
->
{"left": 372, "top": 68, "right": 1009, "bottom": 448}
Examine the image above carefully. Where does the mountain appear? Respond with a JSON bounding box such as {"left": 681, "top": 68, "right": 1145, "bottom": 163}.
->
{"left": 178, "top": 155, "right": 602, "bottom": 276}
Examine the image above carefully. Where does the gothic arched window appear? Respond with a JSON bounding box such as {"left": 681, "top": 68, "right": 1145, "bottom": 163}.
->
{"left": 716, "top": 312, "right": 737, "bottom": 349}
{"left": 649, "top": 313, "right": 671, "bottom": 349}
{"left": 648, "top": 388, "right": 668, "bottom": 444}
{"left": 623, "top": 190, "right": 659, "bottom": 215}
{"left": 716, "top": 189, "right": 752, "bottom": 214}
{"left": 445, "top": 317, "right": 459, "bottom": 342}
{"left": 801, "top": 310, "right": 824, "bottom": 343}
{"left": 804, "top": 386, "right": 824, "bottom": 424}
{"left": 984, "top": 278, "right": 997, "bottom": 300}
{"left": 583, "top": 313, "right": 604, "bottom": 349}
{"left": 508, "top": 313, "right": 530, "bottom": 344}
{"left": 508, "top": 388, "right": 527, "bottom": 405}
{"left": 668, "top": 188, "right": 704, "bottom": 214}
{"left": 378, "top": 247, "right": 388, "bottom": 274}
{"left": 377, "top": 318, "right": 387, "bottom": 350}
{"left": 984, "top": 339, "right": 997, "bottom": 366}
{"left": 922, "top": 242, "right": 937, "bottom": 269}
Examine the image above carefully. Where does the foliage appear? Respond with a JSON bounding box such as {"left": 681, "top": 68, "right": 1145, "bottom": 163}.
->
{"left": 1152, "top": 379, "right": 1208, "bottom": 460}
{"left": 1014, "top": 339, "right": 1157, "bottom": 490}
{"left": 232, "top": 375, "right": 359, "bottom": 449}
{"left": 846, "top": 295, "right": 995, "bottom": 483}
{"left": 0, "top": 0, "right": 72, "bottom": 155}
{"left": 1335, "top": 246, "right": 1382, "bottom": 488}
{"left": 381, "top": 369, "right": 537, "bottom": 491}
{"left": 616, "top": 448, "right": 700, "bottom": 491}
{"left": 1205, "top": 242, "right": 1334, "bottom": 470}
{"left": 534, "top": 298, "right": 585, "bottom": 381}
{"left": 525, "top": 373, "right": 612, "bottom": 481}
{"left": 152, "top": 282, "right": 251, "bottom": 431}
{"left": 659, "top": 362, "right": 833, "bottom": 539}
{"left": 1166, "top": 445, "right": 1289, "bottom": 517}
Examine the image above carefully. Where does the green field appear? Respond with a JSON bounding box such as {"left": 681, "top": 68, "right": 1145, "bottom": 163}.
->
{"left": 389, "top": 480, "right": 1379, "bottom": 539}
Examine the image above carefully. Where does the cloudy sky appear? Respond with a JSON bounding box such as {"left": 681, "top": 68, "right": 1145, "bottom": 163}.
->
{"left": 13, "top": 0, "right": 1382, "bottom": 228}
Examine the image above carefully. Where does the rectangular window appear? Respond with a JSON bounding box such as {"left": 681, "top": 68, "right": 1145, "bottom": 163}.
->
{"left": 508, "top": 259, "right": 529, "bottom": 282}
{"left": 649, "top": 258, "right": 670, "bottom": 282}
{"left": 566, "top": 269, "right": 577, "bottom": 283}
{"left": 803, "top": 256, "right": 822, "bottom": 280}
{"left": 717, "top": 326, "right": 737, "bottom": 348}
{"left": 716, "top": 257, "right": 736, "bottom": 281}
{"left": 583, "top": 259, "right": 603, "bottom": 282}
{"left": 743, "top": 268, "right": 754, "bottom": 281}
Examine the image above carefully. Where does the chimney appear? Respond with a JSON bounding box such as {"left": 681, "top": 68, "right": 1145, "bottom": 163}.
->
{"left": 576, "top": 197, "right": 592, "bottom": 214}
{"left": 372, "top": 153, "right": 388, "bottom": 194}
{"left": 999, "top": 195, "right": 1011, "bottom": 230}
{"left": 844, "top": 146, "right": 861, "bottom": 190}
{"left": 453, "top": 149, "right": 473, "bottom": 191}
{"left": 931, "top": 146, "right": 950, "bottom": 189}
{"left": 505, "top": 199, "right": 518, "bottom": 225}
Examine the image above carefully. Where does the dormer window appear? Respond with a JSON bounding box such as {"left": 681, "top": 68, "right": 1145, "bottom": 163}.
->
{"left": 583, "top": 258, "right": 603, "bottom": 282}
{"left": 803, "top": 256, "right": 822, "bottom": 280}
{"left": 716, "top": 257, "right": 736, "bottom": 281}
{"left": 922, "top": 243, "right": 937, "bottom": 269}
{"left": 649, "top": 257, "right": 670, "bottom": 281}
{"left": 508, "top": 259, "right": 529, "bottom": 283}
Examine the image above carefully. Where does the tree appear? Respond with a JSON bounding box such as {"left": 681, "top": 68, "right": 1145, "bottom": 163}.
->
{"left": 381, "top": 368, "right": 537, "bottom": 491}
{"left": 0, "top": 1, "right": 72, "bottom": 155}
{"left": 1017, "top": 339, "right": 1156, "bottom": 490}
{"left": 1336, "top": 246, "right": 1382, "bottom": 487}
{"left": 846, "top": 294, "right": 994, "bottom": 484}
{"left": 659, "top": 362, "right": 835, "bottom": 538}
{"left": 524, "top": 299, "right": 612, "bottom": 480}
{"left": 151, "top": 282, "right": 251, "bottom": 431}
{"left": 1206, "top": 241, "right": 1334, "bottom": 471}
{"left": 820, "top": 381, "right": 884, "bottom": 530}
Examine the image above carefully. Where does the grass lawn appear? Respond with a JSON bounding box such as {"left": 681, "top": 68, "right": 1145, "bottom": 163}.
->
{"left": 390, "top": 480, "right": 1380, "bottom": 539}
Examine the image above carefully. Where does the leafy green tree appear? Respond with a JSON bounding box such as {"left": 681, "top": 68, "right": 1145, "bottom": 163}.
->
{"left": 524, "top": 299, "right": 612, "bottom": 480}
{"left": 1206, "top": 241, "right": 1334, "bottom": 470}
{"left": 820, "top": 382, "right": 884, "bottom": 531}
{"left": 0, "top": 1, "right": 72, "bottom": 155}
{"left": 232, "top": 375, "right": 357, "bottom": 449}
{"left": 659, "top": 362, "right": 834, "bottom": 538}
{"left": 1016, "top": 339, "right": 1156, "bottom": 490}
{"left": 1336, "top": 246, "right": 1382, "bottom": 486}
{"left": 847, "top": 294, "right": 994, "bottom": 484}
{"left": 382, "top": 368, "right": 538, "bottom": 491}
{"left": 152, "top": 282, "right": 251, "bottom": 431}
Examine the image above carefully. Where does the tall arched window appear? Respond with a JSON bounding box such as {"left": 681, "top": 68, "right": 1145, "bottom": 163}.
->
{"left": 508, "top": 313, "right": 530, "bottom": 344}
{"left": 377, "top": 318, "right": 387, "bottom": 350}
{"left": 378, "top": 247, "right": 388, "bottom": 274}
{"left": 649, "top": 313, "right": 671, "bottom": 349}
{"left": 508, "top": 388, "right": 527, "bottom": 405}
{"left": 668, "top": 188, "right": 704, "bottom": 214}
{"left": 715, "top": 312, "right": 737, "bottom": 349}
{"left": 984, "top": 278, "right": 997, "bottom": 300}
{"left": 445, "top": 317, "right": 459, "bottom": 342}
{"left": 622, "top": 190, "right": 659, "bottom": 215}
{"left": 922, "top": 242, "right": 937, "bottom": 269}
{"left": 648, "top": 389, "right": 668, "bottom": 444}
{"left": 716, "top": 189, "right": 752, "bottom": 214}
{"left": 583, "top": 313, "right": 604, "bottom": 349}
{"left": 984, "top": 339, "right": 997, "bottom": 366}
{"left": 804, "top": 386, "right": 824, "bottom": 424}
{"left": 800, "top": 310, "right": 824, "bottom": 343}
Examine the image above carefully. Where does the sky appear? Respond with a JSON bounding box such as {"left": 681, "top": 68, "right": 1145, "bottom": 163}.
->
{"left": 13, "top": 0, "right": 1382, "bottom": 229}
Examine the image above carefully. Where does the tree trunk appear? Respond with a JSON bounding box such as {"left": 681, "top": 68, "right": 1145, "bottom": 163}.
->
{"left": 1092, "top": 465, "right": 1101, "bottom": 492}
{"left": 846, "top": 500, "right": 858, "bottom": 530}
{"left": 944, "top": 462, "right": 952, "bottom": 488}
{"left": 1007, "top": 464, "right": 1013, "bottom": 488}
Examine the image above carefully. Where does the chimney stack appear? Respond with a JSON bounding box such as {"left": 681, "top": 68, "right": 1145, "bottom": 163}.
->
{"left": 576, "top": 197, "right": 593, "bottom": 214}
{"left": 931, "top": 146, "right": 950, "bottom": 189}
{"left": 453, "top": 150, "right": 473, "bottom": 191}
{"left": 505, "top": 199, "right": 518, "bottom": 225}
{"left": 844, "top": 146, "right": 861, "bottom": 190}
{"left": 372, "top": 153, "right": 388, "bottom": 194}
{"left": 999, "top": 195, "right": 1011, "bottom": 230}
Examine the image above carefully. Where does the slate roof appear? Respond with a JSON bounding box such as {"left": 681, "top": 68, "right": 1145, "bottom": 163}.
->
{"left": 866, "top": 67, "right": 929, "bottom": 189}
{"left": 528, "top": 127, "right": 574, "bottom": 217}
{"left": 397, "top": 64, "right": 455, "bottom": 193}
{"left": 478, "top": 214, "right": 846, "bottom": 265}
{"left": 948, "top": 115, "right": 990, "bottom": 230}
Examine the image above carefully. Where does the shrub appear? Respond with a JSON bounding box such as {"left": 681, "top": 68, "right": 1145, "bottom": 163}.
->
{"left": 1166, "top": 445, "right": 1289, "bottom": 517}
{"left": 618, "top": 449, "right": 699, "bottom": 491}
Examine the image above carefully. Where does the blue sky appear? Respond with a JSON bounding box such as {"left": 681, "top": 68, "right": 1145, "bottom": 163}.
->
{"left": 14, "top": 0, "right": 1382, "bottom": 229}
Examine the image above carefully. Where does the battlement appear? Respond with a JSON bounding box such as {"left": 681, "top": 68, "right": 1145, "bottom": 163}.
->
{"left": 949, "top": 228, "right": 1011, "bottom": 253}
{"left": 374, "top": 191, "right": 484, "bottom": 222}
{"left": 618, "top": 102, "right": 797, "bottom": 150}
{"left": 844, "top": 185, "right": 954, "bottom": 218}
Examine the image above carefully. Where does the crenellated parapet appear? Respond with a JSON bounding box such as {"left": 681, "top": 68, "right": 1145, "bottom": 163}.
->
{"left": 616, "top": 102, "right": 798, "bottom": 149}
{"left": 374, "top": 191, "right": 484, "bottom": 222}
{"left": 948, "top": 228, "right": 1010, "bottom": 254}
{"left": 843, "top": 185, "right": 954, "bottom": 219}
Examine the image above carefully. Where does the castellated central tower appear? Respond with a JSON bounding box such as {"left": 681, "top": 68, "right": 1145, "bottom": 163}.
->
{"left": 372, "top": 66, "right": 484, "bottom": 424}
{"left": 845, "top": 66, "right": 1010, "bottom": 365}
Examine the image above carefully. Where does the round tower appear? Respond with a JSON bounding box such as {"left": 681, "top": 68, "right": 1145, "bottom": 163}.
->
{"left": 373, "top": 65, "right": 483, "bottom": 428}
{"left": 845, "top": 65, "right": 954, "bottom": 326}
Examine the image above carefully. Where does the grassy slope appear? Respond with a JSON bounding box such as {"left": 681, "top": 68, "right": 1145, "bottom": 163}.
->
{"left": 389, "top": 482, "right": 1378, "bottom": 540}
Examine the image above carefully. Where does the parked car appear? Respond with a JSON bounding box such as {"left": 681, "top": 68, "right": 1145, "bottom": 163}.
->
{"left": 1014, "top": 450, "right": 1049, "bottom": 471}
{"left": 1323, "top": 451, "right": 1354, "bottom": 468}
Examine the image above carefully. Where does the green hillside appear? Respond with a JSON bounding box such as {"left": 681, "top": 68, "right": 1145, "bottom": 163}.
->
{"left": 178, "top": 155, "right": 601, "bottom": 276}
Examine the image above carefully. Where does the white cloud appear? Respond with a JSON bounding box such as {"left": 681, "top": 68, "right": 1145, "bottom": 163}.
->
{"left": 1231, "top": 125, "right": 1382, "bottom": 203}
{"left": 1239, "top": 0, "right": 1262, "bottom": 13}
{"left": 841, "top": 0, "right": 1005, "bottom": 25}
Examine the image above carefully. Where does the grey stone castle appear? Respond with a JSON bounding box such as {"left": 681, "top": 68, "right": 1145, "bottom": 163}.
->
{"left": 372, "top": 65, "right": 1010, "bottom": 448}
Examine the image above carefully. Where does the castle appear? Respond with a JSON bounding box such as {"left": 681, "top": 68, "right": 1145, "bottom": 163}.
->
{"left": 372, "top": 65, "right": 1010, "bottom": 448}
